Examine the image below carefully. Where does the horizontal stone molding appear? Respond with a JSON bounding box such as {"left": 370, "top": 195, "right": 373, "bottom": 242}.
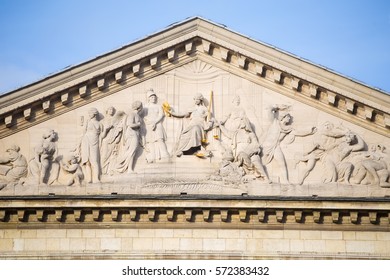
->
{"left": 1, "top": 196, "right": 389, "bottom": 229}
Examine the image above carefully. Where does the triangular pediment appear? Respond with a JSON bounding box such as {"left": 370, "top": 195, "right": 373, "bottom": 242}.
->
{"left": 0, "top": 17, "right": 389, "bottom": 197}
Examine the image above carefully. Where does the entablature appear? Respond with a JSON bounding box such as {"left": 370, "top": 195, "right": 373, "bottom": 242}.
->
{"left": 1, "top": 195, "right": 389, "bottom": 230}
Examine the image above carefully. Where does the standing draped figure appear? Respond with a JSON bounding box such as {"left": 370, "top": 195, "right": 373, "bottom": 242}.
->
{"left": 142, "top": 90, "right": 169, "bottom": 163}
{"left": 80, "top": 108, "right": 103, "bottom": 183}
{"left": 100, "top": 106, "right": 124, "bottom": 174}
{"left": 114, "top": 101, "right": 143, "bottom": 173}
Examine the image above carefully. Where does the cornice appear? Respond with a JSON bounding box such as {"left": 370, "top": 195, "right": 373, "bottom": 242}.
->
{"left": 0, "top": 18, "right": 389, "bottom": 138}
{"left": 0, "top": 195, "right": 389, "bottom": 230}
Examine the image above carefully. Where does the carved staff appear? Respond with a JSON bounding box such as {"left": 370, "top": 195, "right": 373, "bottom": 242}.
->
{"left": 201, "top": 91, "right": 213, "bottom": 144}
{"left": 208, "top": 90, "right": 220, "bottom": 140}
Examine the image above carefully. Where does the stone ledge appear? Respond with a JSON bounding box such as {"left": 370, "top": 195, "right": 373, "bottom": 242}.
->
{"left": 0, "top": 250, "right": 388, "bottom": 260}
{"left": 1, "top": 196, "right": 389, "bottom": 228}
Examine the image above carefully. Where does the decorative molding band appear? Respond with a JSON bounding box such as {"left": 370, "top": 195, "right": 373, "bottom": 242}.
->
{"left": 1, "top": 196, "right": 389, "bottom": 229}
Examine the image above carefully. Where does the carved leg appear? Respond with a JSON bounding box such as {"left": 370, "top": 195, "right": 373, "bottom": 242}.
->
{"left": 274, "top": 147, "right": 290, "bottom": 184}
{"left": 362, "top": 160, "right": 382, "bottom": 185}
{"left": 74, "top": 173, "right": 82, "bottom": 187}
{"left": 157, "top": 139, "right": 170, "bottom": 159}
{"left": 145, "top": 142, "right": 155, "bottom": 163}
{"left": 251, "top": 154, "right": 271, "bottom": 183}
{"left": 350, "top": 166, "right": 367, "bottom": 184}
{"left": 298, "top": 158, "right": 317, "bottom": 185}
{"left": 339, "top": 162, "right": 353, "bottom": 184}
{"left": 83, "top": 162, "right": 92, "bottom": 183}
{"left": 322, "top": 157, "right": 337, "bottom": 183}
{"left": 91, "top": 160, "right": 100, "bottom": 183}
{"left": 40, "top": 159, "right": 50, "bottom": 185}
{"left": 379, "top": 170, "right": 390, "bottom": 187}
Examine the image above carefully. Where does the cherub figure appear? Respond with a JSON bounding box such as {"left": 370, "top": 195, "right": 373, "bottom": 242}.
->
{"left": 58, "top": 155, "right": 83, "bottom": 187}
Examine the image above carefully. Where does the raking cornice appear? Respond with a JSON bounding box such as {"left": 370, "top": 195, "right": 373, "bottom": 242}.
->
{"left": 0, "top": 17, "right": 389, "bottom": 138}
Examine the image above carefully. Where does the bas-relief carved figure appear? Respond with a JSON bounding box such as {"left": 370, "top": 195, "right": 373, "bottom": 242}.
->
{"left": 80, "top": 108, "right": 103, "bottom": 183}
{"left": 261, "top": 105, "right": 316, "bottom": 184}
{"left": 58, "top": 155, "right": 83, "bottom": 187}
{"left": 321, "top": 131, "right": 365, "bottom": 184}
{"left": 113, "top": 101, "right": 143, "bottom": 174}
{"left": 26, "top": 129, "right": 60, "bottom": 185}
{"left": 100, "top": 107, "right": 125, "bottom": 174}
{"left": 349, "top": 144, "right": 390, "bottom": 187}
{"left": 0, "top": 145, "right": 28, "bottom": 189}
{"left": 1, "top": 88, "right": 389, "bottom": 191}
{"left": 221, "top": 95, "right": 247, "bottom": 131}
{"left": 217, "top": 117, "right": 270, "bottom": 183}
{"left": 142, "top": 89, "right": 170, "bottom": 163}
{"left": 169, "top": 93, "right": 213, "bottom": 157}
{"left": 295, "top": 121, "right": 348, "bottom": 185}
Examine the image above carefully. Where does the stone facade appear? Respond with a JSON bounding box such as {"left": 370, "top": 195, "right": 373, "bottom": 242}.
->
{"left": 0, "top": 17, "right": 389, "bottom": 259}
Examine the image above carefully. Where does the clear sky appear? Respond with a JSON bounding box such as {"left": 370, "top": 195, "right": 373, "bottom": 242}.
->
{"left": 0, "top": 0, "right": 389, "bottom": 94}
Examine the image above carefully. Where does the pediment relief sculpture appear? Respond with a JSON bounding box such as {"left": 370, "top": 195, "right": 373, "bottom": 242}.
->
{"left": 0, "top": 19, "right": 388, "bottom": 197}
{"left": 0, "top": 85, "right": 389, "bottom": 194}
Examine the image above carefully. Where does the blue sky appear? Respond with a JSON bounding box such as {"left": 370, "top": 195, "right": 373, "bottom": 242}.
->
{"left": 1, "top": 0, "right": 389, "bottom": 94}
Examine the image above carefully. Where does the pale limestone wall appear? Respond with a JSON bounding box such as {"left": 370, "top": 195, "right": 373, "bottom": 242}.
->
{"left": 1, "top": 228, "right": 389, "bottom": 259}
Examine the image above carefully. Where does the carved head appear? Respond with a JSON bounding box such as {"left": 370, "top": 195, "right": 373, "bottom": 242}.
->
{"left": 132, "top": 101, "right": 143, "bottom": 112}
{"left": 88, "top": 107, "right": 99, "bottom": 119}
{"left": 344, "top": 132, "right": 356, "bottom": 144}
{"left": 6, "top": 145, "right": 20, "bottom": 153}
{"left": 42, "top": 129, "right": 55, "bottom": 141}
{"left": 280, "top": 113, "right": 292, "bottom": 124}
{"left": 147, "top": 89, "right": 157, "bottom": 103}
{"left": 322, "top": 121, "right": 334, "bottom": 131}
{"left": 69, "top": 155, "right": 79, "bottom": 164}
{"left": 232, "top": 95, "right": 241, "bottom": 106}
{"left": 6, "top": 145, "right": 20, "bottom": 160}
{"left": 193, "top": 93, "right": 204, "bottom": 105}
{"left": 106, "top": 106, "right": 115, "bottom": 116}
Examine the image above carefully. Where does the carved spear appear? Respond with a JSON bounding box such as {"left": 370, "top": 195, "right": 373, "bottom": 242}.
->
{"left": 209, "top": 90, "right": 220, "bottom": 140}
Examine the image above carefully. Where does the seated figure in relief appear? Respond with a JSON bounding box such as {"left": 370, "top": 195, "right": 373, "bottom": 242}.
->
{"left": 261, "top": 105, "right": 316, "bottom": 185}
{"left": 0, "top": 145, "right": 28, "bottom": 190}
{"left": 216, "top": 117, "right": 270, "bottom": 182}
{"left": 142, "top": 89, "right": 170, "bottom": 163}
{"left": 169, "top": 93, "right": 213, "bottom": 157}
{"left": 100, "top": 106, "right": 125, "bottom": 174}
{"left": 27, "top": 129, "right": 60, "bottom": 185}
{"left": 113, "top": 101, "right": 144, "bottom": 174}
